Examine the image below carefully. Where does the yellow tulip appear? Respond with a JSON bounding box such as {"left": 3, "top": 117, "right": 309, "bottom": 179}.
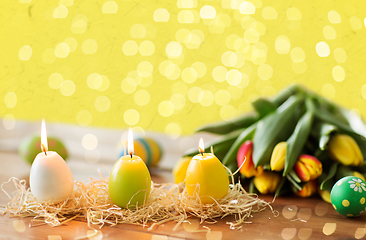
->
{"left": 353, "top": 171, "right": 366, "bottom": 181}
{"left": 318, "top": 189, "right": 331, "bottom": 203}
{"left": 270, "top": 142, "right": 287, "bottom": 171}
{"left": 328, "top": 134, "right": 363, "bottom": 166}
{"left": 172, "top": 157, "right": 191, "bottom": 183}
{"left": 253, "top": 171, "right": 281, "bottom": 194}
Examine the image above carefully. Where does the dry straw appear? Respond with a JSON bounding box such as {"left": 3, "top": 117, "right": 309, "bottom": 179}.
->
{"left": 0, "top": 170, "right": 274, "bottom": 231}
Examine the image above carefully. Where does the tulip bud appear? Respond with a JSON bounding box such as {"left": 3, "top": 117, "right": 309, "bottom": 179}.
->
{"left": 295, "top": 180, "right": 317, "bottom": 197}
{"left": 270, "top": 142, "right": 287, "bottom": 171}
{"left": 294, "top": 154, "right": 322, "bottom": 182}
{"left": 353, "top": 171, "right": 366, "bottom": 181}
{"left": 328, "top": 134, "right": 363, "bottom": 166}
{"left": 253, "top": 171, "right": 281, "bottom": 194}
{"left": 237, "top": 140, "right": 263, "bottom": 178}
{"left": 318, "top": 189, "right": 331, "bottom": 203}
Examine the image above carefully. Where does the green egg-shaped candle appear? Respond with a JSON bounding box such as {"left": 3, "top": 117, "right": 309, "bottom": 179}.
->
{"left": 331, "top": 176, "right": 366, "bottom": 217}
{"left": 109, "top": 129, "right": 151, "bottom": 209}
{"left": 19, "top": 135, "right": 68, "bottom": 164}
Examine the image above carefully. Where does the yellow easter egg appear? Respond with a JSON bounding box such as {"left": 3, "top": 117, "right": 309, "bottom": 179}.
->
{"left": 172, "top": 156, "right": 192, "bottom": 183}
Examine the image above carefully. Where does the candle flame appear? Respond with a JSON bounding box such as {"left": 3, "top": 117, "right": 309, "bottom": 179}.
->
{"left": 199, "top": 138, "right": 205, "bottom": 154}
{"left": 128, "top": 128, "right": 134, "bottom": 157}
{"left": 41, "top": 119, "right": 48, "bottom": 154}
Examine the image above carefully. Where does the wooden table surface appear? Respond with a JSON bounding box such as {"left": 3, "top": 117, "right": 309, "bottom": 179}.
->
{"left": 1, "top": 150, "right": 366, "bottom": 240}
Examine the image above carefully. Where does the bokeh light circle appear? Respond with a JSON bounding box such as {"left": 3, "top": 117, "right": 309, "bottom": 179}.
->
{"left": 48, "top": 73, "right": 63, "bottom": 89}
{"left": 158, "top": 101, "right": 174, "bottom": 117}
{"left": 82, "top": 134, "right": 98, "bottom": 150}
{"left": 165, "top": 122, "right": 181, "bottom": 139}
{"left": 212, "top": 66, "right": 227, "bottom": 82}
{"left": 60, "top": 80, "right": 76, "bottom": 96}
{"left": 76, "top": 110, "right": 92, "bottom": 126}
{"left": 121, "top": 77, "right": 137, "bottom": 94}
{"left": 124, "top": 109, "right": 140, "bottom": 125}
{"left": 95, "top": 96, "right": 111, "bottom": 112}
{"left": 332, "top": 66, "right": 345, "bottom": 82}
{"left": 198, "top": 90, "right": 214, "bottom": 107}
{"left": 102, "top": 1, "right": 118, "bottom": 14}
{"left": 4, "top": 92, "right": 17, "bottom": 108}
{"left": 215, "top": 89, "right": 230, "bottom": 106}
{"left": 316, "top": 41, "right": 330, "bottom": 57}
{"left": 82, "top": 39, "right": 98, "bottom": 54}
{"left": 166, "top": 41, "right": 183, "bottom": 58}
{"left": 54, "top": 42, "right": 70, "bottom": 58}
{"left": 134, "top": 89, "right": 150, "bottom": 106}
{"left": 87, "top": 73, "right": 103, "bottom": 89}
{"left": 19, "top": 45, "right": 32, "bottom": 61}
{"left": 154, "top": 8, "right": 170, "bottom": 22}
{"left": 139, "top": 41, "right": 155, "bottom": 56}
{"left": 123, "top": 40, "right": 138, "bottom": 55}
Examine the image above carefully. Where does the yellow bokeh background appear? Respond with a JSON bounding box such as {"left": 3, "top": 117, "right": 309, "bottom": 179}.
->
{"left": 1, "top": 0, "right": 366, "bottom": 135}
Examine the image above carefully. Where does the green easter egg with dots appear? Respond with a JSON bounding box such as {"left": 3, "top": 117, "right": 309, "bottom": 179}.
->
{"left": 18, "top": 135, "right": 69, "bottom": 164}
{"left": 331, "top": 176, "right": 366, "bottom": 217}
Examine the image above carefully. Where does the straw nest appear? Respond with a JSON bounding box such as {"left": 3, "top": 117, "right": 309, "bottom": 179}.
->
{"left": 0, "top": 170, "right": 275, "bottom": 231}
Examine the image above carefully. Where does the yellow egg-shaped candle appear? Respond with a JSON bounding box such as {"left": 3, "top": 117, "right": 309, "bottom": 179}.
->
{"left": 108, "top": 129, "right": 151, "bottom": 208}
{"left": 185, "top": 139, "right": 229, "bottom": 204}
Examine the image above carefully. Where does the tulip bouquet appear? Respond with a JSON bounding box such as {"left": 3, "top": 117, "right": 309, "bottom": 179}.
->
{"left": 182, "top": 84, "right": 366, "bottom": 202}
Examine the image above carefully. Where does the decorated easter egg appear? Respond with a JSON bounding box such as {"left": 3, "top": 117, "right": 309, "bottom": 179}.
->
{"left": 330, "top": 176, "right": 366, "bottom": 217}
{"left": 19, "top": 135, "right": 68, "bottom": 164}
{"left": 118, "top": 137, "right": 163, "bottom": 167}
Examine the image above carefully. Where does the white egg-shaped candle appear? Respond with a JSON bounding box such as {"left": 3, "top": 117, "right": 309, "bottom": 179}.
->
{"left": 29, "top": 120, "right": 74, "bottom": 203}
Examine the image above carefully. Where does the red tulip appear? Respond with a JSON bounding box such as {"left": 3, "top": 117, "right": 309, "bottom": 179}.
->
{"left": 295, "top": 180, "right": 317, "bottom": 198}
{"left": 237, "top": 140, "right": 263, "bottom": 178}
{"left": 294, "top": 154, "right": 322, "bottom": 182}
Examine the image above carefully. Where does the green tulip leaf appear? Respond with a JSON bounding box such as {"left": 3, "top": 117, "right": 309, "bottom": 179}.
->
{"left": 253, "top": 94, "right": 304, "bottom": 167}
{"left": 288, "top": 169, "right": 301, "bottom": 183}
{"left": 286, "top": 173, "right": 303, "bottom": 191}
{"left": 271, "top": 84, "right": 305, "bottom": 107}
{"left": 251, "top": 98, "right": 277, "bottom": 118}
{"left": 312, "top": 122, "right": 338, "bottom": 150}
{"left": 195, "top": 113, "right": 259, "bottom": 135}
{"left": 274, "top": 177, "right": 288, "bottom": 197}
{"left": 319, "top": 162, "right": 338, "bottom": 191}
{"left": 307, "top": 98, "right": 366, "bottom": 160}
{"left": 283, "top": 111, "right": 314, "bottom": 176}
{"left": 184, "top": 128, "right": 244, "bottom": 157}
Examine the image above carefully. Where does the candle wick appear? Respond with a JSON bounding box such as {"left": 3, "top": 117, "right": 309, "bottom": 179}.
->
{"left": 41, "top": 144, "right": 47, "bottom": 156}
{"left": 130, "top": 153, "right": 132, "bottom": 158}
{"left": 201, "top": 152, "right": 203, "bottom": 156}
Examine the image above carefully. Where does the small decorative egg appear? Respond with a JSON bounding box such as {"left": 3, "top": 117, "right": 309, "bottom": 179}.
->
{"left": 172, "top": 156, "right": 192, "bottom": 183}
{"left": 118, "top": 137, "right": 163, "bottom": 167}
{"left": 330, "top": 176, "right": 366, "bottom": 217}
{"left": 19, "top": 135, "right": 68, "bottom": 164}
